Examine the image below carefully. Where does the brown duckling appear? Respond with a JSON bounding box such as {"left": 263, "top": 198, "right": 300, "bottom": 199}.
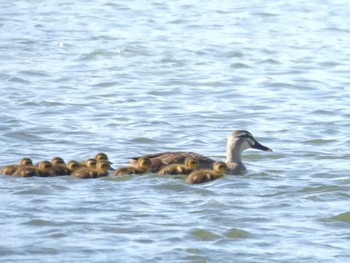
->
{"left": 1, "top": 158, "right": 34, "bottom": 176}
{"left": 51, "top": 157, "right": 70, "bottom": 176}
{"left": 71, "top": 160, "right": 111, "bottom": 179}
{"left": 67, "top": 160, "right": 81, "bottom": 174}
{"left": 95, "top": 152, "right": 112, "bottom": 164}
{"left": 37, "top": 161, "right": 55, "bottom": 177}
{"left": 185, "top": 161, "right": 227, "bottom": 184}
{"left": 158, "top": 157, "right": 199, "bottom": 175}
{"left": 113, "top": 157, "right": 152, "bottom": 176}
{"left": 12, "top": 165, "right": 39, "bottom": 177}
{"left": 79, "top": 158, "right": 97, "bottom": 168}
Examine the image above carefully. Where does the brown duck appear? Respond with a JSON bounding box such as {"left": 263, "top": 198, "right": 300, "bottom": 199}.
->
{"left": 130, "top": 130, "right": 272, "bottom": 174}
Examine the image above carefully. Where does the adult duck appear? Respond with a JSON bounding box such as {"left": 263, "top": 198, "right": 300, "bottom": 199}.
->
{"left": 129, "top": 130, "right": 272, "bottom": 174}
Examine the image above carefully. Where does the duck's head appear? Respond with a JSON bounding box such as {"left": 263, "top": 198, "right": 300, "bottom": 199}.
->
{"left": 229, "top": 130, "right": 273, "bottom": 153}
{"left": 96, "top": 160, "right": 111, "bottom": 170}
{"left": 185, "top": 157, "right": 199, "bottom": 169}
{"left": 20, "top": 158, "right": 33, "bottom": 166}
{"left": 213, "top": 161, "right": 227, "bottom": 174}
{"left": 67, "top": 161, "right": 81, "bottom": 171}
{"left": 138, "top": 157, "right": 152, "bottom": 170}
{"left": 38, "top": 161, "right": 53, "bottom": 170}
{"left": 51, "top": 157, "right": 65, "bottom": 166}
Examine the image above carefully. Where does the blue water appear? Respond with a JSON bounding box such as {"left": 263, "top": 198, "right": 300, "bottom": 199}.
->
{"left": 1, "top": 0, "right": 350, "bottom": 262}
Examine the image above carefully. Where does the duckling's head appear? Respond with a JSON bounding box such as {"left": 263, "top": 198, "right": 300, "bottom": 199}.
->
{"left": 38, "top": 161, "right": 53, "bottom": 170}
{"left": 20, "top": 158, "right": 33, "bottom": 166}
{"left": 95, "top": 152, "right": 108, "bottom": 160}
{"left": 228, "top": 130, "right": 273, "bottom": 153}
{"left": 51, "top": 157, "right": 65, "bottom": 166}
{"left": 185, "top": 157, "right": 199, "bottom": 169}
{"left": 86, "top": 158, "right": 97, "bottom": 168}
{"left": 213, "top": 161, "right": 227, "bottom": 174}
{"left": 96, "top": 160, "right": 111, "bottom": 170}
{"left": 138, "top": 157, "right": 152, "bottom": 170}
{"left": 67, "top": 160, "right": 81, "bottom": 171}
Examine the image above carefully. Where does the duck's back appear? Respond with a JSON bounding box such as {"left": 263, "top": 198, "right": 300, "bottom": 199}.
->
{"left": 130, "top": 152, "right": 215, "bottom": 173}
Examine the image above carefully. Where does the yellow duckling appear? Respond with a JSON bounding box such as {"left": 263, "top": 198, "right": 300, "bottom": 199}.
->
{"left": 185, "top": 161, "right": 227, "bottom": 184}
{"left": 94, "top": 160, "right": 112, "bottom": 178}
{"left": 1, "top": 158, "right": 33, "bottom": 176}
{"left": 71, "top": 160, "right": 110, "bottom": 179}
{"left": 113, "top": 157, "right": 152, "bottom": 176}
{"left": 158, "top": 157, "right": 199, "bottom": 175}
{"left": 51, "top": 157, "right": 70, "bottom": 176}
{"left": 79, "top": 158, "right": 97, "bottom": 168}
{"left": 67, "top": 160, "right": 81, "bottom": 174}
{"left": 37, "top": 161, "right": 55, "bottom": 177}
{"left": 95, "top": 152, "right": 112, "bottom": 164}
{"left": 12, "top": 165, "right": 39, "bottom": 178}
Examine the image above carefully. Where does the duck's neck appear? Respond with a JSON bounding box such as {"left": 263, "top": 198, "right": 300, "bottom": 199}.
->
{"left": 225, "top": 138, "right": 246, "bottom": 174}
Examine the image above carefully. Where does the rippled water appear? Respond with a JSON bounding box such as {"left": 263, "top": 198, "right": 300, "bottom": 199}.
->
{"left": 1, "top": 0, "right": 350, "bottom": 262}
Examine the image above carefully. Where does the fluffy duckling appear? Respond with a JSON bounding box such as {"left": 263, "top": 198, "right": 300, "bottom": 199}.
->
{"left": 12, "top": 165, "right": 39, "bottom": 178}
{"left": 158, "top": 157, "right": 199, "bottom": 175}
{"left": 113, "top": 157, "right": 152, "bottom": 176}
{"left": 51, "top": 157, "right": 70, "bottom": 176}
{"left": 1, "top": 158, "right": 33, "bottom": 176}
{"left": 185, "top": 161, "right": 227, "bottom": 184}
{"left": 71, "top": 160, "right": 111, "bottom": 179}
{"left": 95, "top": 160, "right": 112, "bottom": 178}
{"left": 95, "top": 152, "right": 112, "bottom": 164}
{"left": 79, "top": 158, "right": 97, "bottom": 168}
{"left": 37, "top": 161, "right": 55, "bottom": 177}
{"left": 67, "top": 160, "right": 81, "bottom": 174}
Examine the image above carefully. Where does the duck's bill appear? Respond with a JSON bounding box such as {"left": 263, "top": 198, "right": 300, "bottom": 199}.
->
{"left": 253, "top": 141, "right": 273, "bottom": 152}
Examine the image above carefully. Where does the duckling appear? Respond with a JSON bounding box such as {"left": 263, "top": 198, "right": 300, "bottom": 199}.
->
{"left": 37, "top": 161, "right": 55, "bottom": 177}
{"left": 67, "top": 160, "right": 81, "bottom": 174}
{"left": 71, "top": 160, "right": 111, "bottom": 179}
{"left": 94, "top": 160, "right": 112, "bottom": 178}
{"left": 185, "top": 161, "right": 227, "bottom": 184}
{"left": 113, "top": 157, "right": 152, "bottom": 176}
{"left": 1, "top": 158, "right": 33, "bottom": 176}
{"left": 95, "top": 152, "right": 112, "bottom": 164}
{"left": 79, "top": 158, "right": 97, "bottom": 168}
{"left": 158, "top": 157, "right": 199, "bottom": 175}
{"left": 130, "top": 130, "right": 272, "bottom": 174}
{"left": 12, "top": 165, "right": 39, "bottom": 177}
{"left": 51, "top": 157, "right": 70, "bottom": 176}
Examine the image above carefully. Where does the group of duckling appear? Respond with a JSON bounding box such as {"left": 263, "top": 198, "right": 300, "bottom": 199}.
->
{"left": 1, "top": 152, "right": 227, "bottom": 184}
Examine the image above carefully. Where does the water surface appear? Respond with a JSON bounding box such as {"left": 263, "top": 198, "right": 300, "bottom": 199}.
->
{"left": 1, "top": 0, "right": 350, "bottom": 262}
